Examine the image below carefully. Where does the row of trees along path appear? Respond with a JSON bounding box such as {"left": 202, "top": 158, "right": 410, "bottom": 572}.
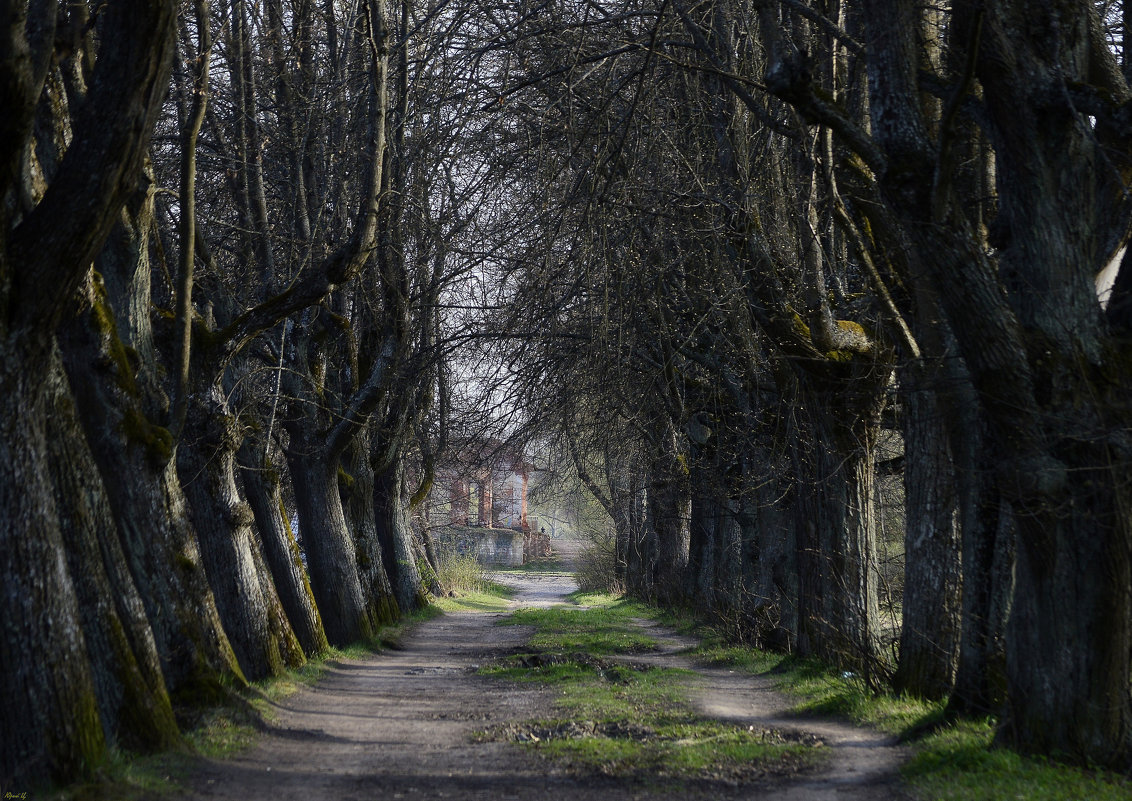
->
{"left": 2, "top": 0, "right": 1132, "bottom": 788}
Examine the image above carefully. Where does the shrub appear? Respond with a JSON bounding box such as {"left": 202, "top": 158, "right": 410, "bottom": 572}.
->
{"left": 574, "top": 528, "right": 622, "bottom": 594}
{"left": 435, "top": 550, "right": 487, "bottom": 595}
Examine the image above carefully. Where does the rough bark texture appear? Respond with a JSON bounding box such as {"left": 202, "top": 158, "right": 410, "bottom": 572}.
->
{"left": 179, "top": 385, "right": 303, "bottom": 680}
{"left": 946, "top": 364, "right": 1011, "bottom": 718}
{"left": 791, "top": 373, "right": 884, "bottom": 675}
{"left": 374, "top": 457, "right": 427, "bottom": 613}
{"left": 341, "top": 433, "right": 401, "bottom": 621}
{"left": 62, "top": 271, "right": 243, "bottom": 708}
{"left": 893, "top": 363, "right": 961, "bottom": 700}
{"left": 0, "top": 0, "right": 184, "bottom": 781}
{"left": 240, "top": 443, "right": 329, "bottom": 657}
{"left": 647, "top": 424, "right": 691, "bottom": 606}
{"left": 854, "top": 0, "right": 1132, "bottom": 764}
{"left": 46, "top": 351, "right": 181, "bottom": 753}
{"left": 0, "top": 349, "right": 106, "bottom": 785}
{"left": 286, "top": 444, "right": 385, "bottom": 646}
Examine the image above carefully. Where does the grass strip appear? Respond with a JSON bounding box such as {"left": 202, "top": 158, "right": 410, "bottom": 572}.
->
{"left": 431, "top": 579, "right": 515, "bottom": 613}
{"left": 482, "top": 594, "right": 823, "bottom": 783}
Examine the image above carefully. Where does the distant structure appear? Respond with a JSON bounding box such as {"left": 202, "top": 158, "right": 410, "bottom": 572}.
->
{"left": 439, "top": 438, "right": 531, "bottom": 531}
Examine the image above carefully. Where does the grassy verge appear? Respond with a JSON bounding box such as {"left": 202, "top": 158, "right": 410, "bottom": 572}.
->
{"left": 688, "top": 633, "right": 1132, "bottom": 801}
{"left": 431, "top": 580, "right": 515, "bottom": 613}
{"left": 480, "top": 593, "right": 822, "bottom": 784}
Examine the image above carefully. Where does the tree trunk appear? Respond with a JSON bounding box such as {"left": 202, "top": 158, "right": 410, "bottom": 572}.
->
{"left": 179, "top": 383, "right": 303, "bottom": 679}
{"left": 341, "top": 432, "right": 401, "bottom": 621}
{"left": 1002, "top": 463, "right": 1130, "bottom": 763}
{"left": 45, "top": 351, "right": 181, "bottom": 753}
{"left": 374, "top": 456, "right": 427, "bottom": 613}
{"left": 286, "top": 445, "right": 385, "bottom": 645}
{"left": 686, "top": 486, "right": 718, "bottom": 610}
{"left": 647, "top": 429, "right": 691, "bottom": 606}
{"left": 740, "top": 465, "right": 797, "bottom": 651}
{"left": 0, "top": 346, "right": 106, "bottom": 785}
{"left": 852, "top": 0, "right": 1132, "bottom": 763}
{"left": 239, "top": 442, "right": 329, "bottom": 657}
{"left": 893, "top": 362, "right": 961, "bottom": 700}
{"left": 793, "top": 390, "right": 882, "bottom": 674}
{"left": 946, "top": 361, "right": 1012, "bottom": 718}
{"left": 59, "top": 274, "right": 245, "bottom": 704}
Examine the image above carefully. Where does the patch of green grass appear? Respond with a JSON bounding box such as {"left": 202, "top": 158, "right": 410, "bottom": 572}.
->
{"left": 500, "top": 592, "right": 661, "bottom": 655}
{"left": 431, "top": 580, "right": 514, "bottom": 613}
{"left": 536, "top": 716, "right": 811, "bottom": 780}
{"left": 502, "top": 605, "right": 659, "bottom": 655}
{"left": 904, "top": 719, "right": 1132, "bottom": 801}
{"left": 692, "top": 643, "right": 939, "bottom": 734}
{"left": 493, "top": 554, "right": 567, "bottom": 574}
{"left": 483, "top": 602, "right": 823, "bottom": 783}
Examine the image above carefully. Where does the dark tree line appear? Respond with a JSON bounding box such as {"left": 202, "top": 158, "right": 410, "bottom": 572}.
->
{"left": 2, "top": 0, "right": 1131, "bottom": 787}
{"left": 0, "top": 0, "right": 504, "bottom": 785}
{"left": 489, "top": 0, "right": 1132, "bottom": 770}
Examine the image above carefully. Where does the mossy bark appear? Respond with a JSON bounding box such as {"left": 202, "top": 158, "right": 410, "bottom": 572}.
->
{"left": 45, "top": 350, "right": 181, "bottom": 752}
{"left": 60, "top": 271, "right": 246, "bottom": 709}
{"left": 0, "top": 346, "right": 107, "bottom": 786}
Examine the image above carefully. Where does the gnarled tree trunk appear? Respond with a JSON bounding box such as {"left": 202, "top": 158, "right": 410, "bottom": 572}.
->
{"left": 46, "top": 350, "right": 181, "bottom": 753}
{"left": 178, "top": 383, "right": 304, "bottom": 679}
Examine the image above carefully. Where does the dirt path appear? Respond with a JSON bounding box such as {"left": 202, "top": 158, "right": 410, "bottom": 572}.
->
{"left": 175, "top": 554, "right": 909, "bottom": 801}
